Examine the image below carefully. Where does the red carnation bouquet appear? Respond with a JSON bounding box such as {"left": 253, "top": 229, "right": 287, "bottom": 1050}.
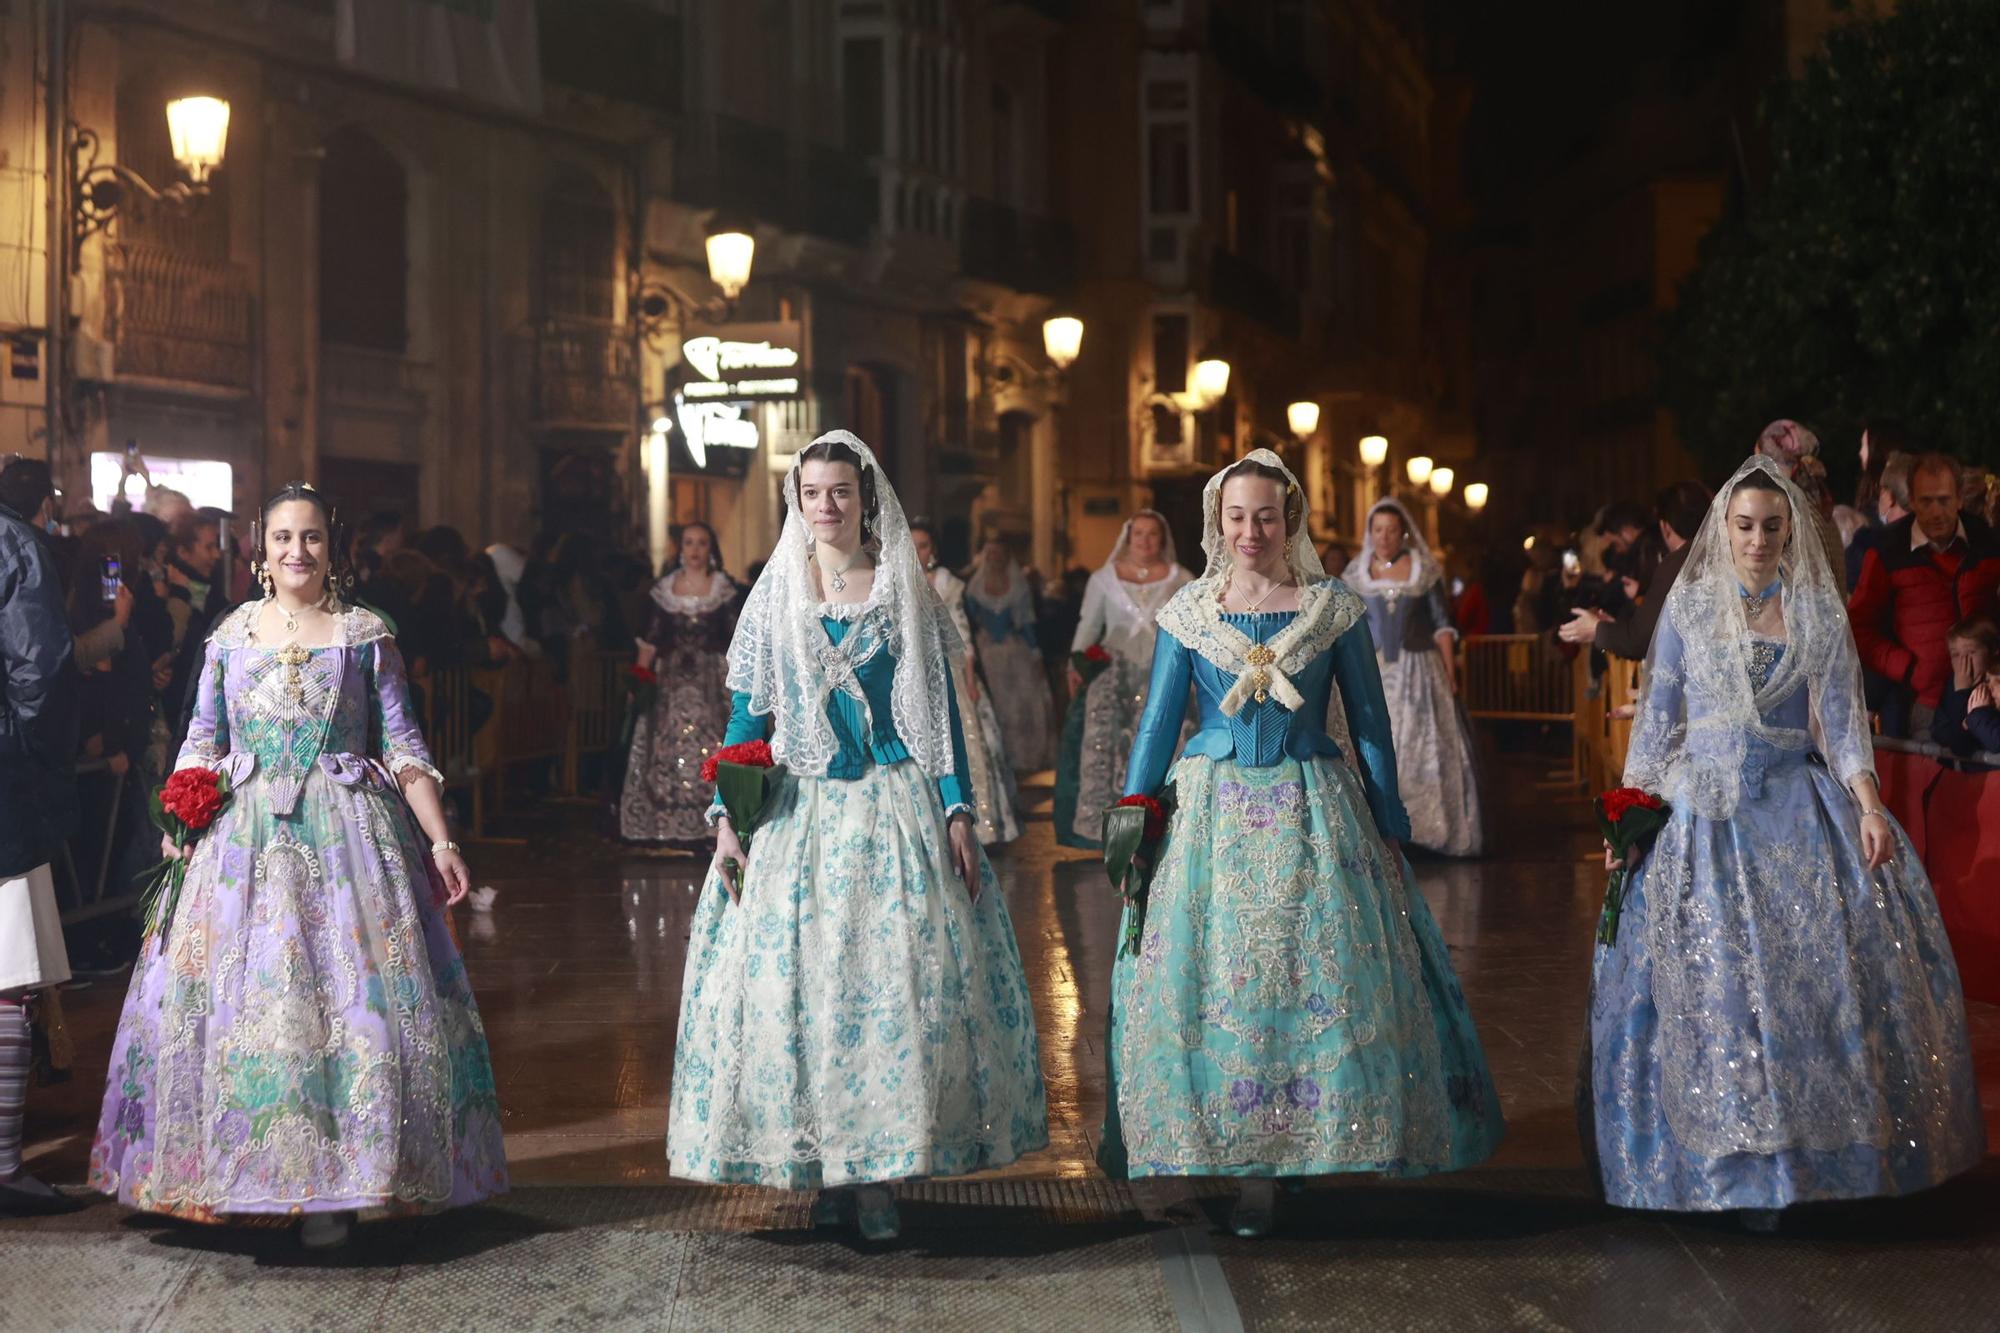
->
{"left": 625, "top": 663, "right": 660, "bottom": 708}
{"left": 1071, "top": 642, "right": 1113, "bottom": 687}
{"left": 702, "top": 740, "right": 780, "bottom": 896}
{"left": 136, "top": 767, "right": 235, "bottom": 940}
{"left": 1102, "top": 791, "right": 1171, "bottom": 957}
{"left": 1593, "top": 785, "right": 1670, "bottom": 945}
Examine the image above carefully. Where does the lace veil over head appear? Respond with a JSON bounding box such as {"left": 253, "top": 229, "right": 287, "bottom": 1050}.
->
{"left": 724, "top": 430, "right": 963, "bottom": 780}
{"left": 1621, "top": 452, "right": 1873, "bottom": 819}
{"left": 1103, "top": 508, "right": 1180, "bottom": 574}
{"left": 1191, "top": 447, "right": 1327, "bottom": 589}
{"left": 1342, "top": 497, "right": 1443, "bottom": 596}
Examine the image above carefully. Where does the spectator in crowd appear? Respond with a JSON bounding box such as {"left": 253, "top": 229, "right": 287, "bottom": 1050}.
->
{"left": 1831, "top": 505, "right": 1867, "bottom": 551}
{"left": 482, "top": 543, "right": 533, "bottom": 653}
{"left": 1850, "top": 452, "right": 2000, "bottom": 737}
{"left": 161, "top": 511, "right": 225, "bottom": 729}
{"left": 141, "top": 486, "right": 193, "bottom": 531}
{"left": 1754, "top": 418, "right": 1846, "bottom": 588}
{"left": 1850, "top": 433, "right": 1915, "bottom": 591}
{"left": 353, "top": 509, "right": 406, "bottom": 589}
{"left": 1930, "top": 616, "right": 2000, "bottom": 762}
{"left": 1963, "top": 467, "right": 1997, "bottom": 526}
{"left": 1560, "top": 480, "right": 1712, "bottom": 660}
{"left": 1583, "top": 500, "right": 1649, "bottom": 583}
{"left": 0, "top": 458, "right": 81, "bottom": 1215}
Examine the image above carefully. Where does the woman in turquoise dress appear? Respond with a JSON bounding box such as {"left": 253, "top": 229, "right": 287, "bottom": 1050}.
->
{"left": 1587, "top": 455, "right": 1983, "bottom": 1229}
{"left": 1102, "top": 450, "right": 1503, "bottom": 1237}
{"left": 667, "top": 431, "right": 1047, "bottom": 1243}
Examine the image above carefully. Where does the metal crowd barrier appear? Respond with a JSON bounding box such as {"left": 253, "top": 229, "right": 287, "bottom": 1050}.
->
{"left": 418, "top": 645, "right": 634, "bottom": 839}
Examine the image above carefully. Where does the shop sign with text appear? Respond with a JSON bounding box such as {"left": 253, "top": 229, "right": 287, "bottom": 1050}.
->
{"left": 678, "top": 321, "right": 806, "bottom": 401}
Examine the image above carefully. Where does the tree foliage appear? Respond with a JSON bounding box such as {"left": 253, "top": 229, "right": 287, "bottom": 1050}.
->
{"left": 1663, "top": 0, "right": 2000, "bottom": 477}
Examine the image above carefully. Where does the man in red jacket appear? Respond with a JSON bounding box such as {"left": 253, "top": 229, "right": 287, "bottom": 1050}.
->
{"left": 1848, "top": 453, "right": 2000, "bottom": 737}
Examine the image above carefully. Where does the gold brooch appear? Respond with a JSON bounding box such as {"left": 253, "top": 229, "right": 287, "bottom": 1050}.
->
{"left": 1243, "top": 643, "right": 1276, "bottom": 703}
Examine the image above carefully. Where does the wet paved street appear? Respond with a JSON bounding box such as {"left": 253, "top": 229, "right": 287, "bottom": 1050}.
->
{"left": 14, "top": 757, "right": 2000, "bottom": 1331}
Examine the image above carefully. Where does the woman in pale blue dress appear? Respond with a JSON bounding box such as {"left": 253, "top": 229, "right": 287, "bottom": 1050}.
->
{"left": 1587, "top": 455, "right": 1984, "bottom": 1229}
{"left": 1101, "top": 450, "right": 1503, "bottom": 1237}
{"left": 667, "top": 431, "right": 1047, "bottom": 1243}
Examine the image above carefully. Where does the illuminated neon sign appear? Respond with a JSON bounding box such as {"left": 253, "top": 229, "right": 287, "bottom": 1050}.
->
{"left": 678, "top": 321, "right": 806, "bottom": 401}
{"left": 674, "top": 394, "right": 760, "bottom": 470}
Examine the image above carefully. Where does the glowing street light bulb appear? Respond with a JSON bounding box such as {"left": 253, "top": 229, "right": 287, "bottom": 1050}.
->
{"left": 1358, "top": 435, "right": 1388, "bottom": 467}
{"left": 166, "top": 96, "right": 230, "bottom": 183}
{"left": 1286, "top": 400, "right": 1321, "bottom": 440}
{"left": 1430, "top": 466, "right": 1454, "bottom": 497}
{"left": 704, "top": 226, "right": 755, "bottom": 301}
{"left": 1405, "top": 455, "right": 1433, "bottom": 487}
{"left": 1464, "top": 481, "right": 1489, "bottom": 512}
{"left": 1192, "top": 357, "right": 1232, "bottom": 406}
{"left": 1523, "top": 534, "right": 1536, "bottom": 551}
{"left": 1042, "top": 315, "right": 1084, "bottom": 370}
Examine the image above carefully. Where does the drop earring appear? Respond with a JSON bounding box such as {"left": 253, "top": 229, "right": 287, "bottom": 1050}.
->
{"left": 257, "top": 563, "right": 274, "bottom": 598}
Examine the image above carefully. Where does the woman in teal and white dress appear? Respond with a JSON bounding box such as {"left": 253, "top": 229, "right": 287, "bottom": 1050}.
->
{"left": 964, "top": 538, "right": 1056, "bottom": 773}
{"left": 667, "top": 431, "right": 1047, "bottom": 1242}
{"left": 1102, "top": 450, "right": 1503, "bottom": 1237}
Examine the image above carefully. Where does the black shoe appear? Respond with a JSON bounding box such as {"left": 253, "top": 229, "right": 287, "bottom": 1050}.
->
{"left": 0, "top": 1173, "right": 88, "bottom": 1216}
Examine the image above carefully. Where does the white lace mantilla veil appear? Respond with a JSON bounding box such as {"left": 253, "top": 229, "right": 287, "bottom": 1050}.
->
{"left": 1155, "top": 449, "right": 1363, "bottom": 740}
{"left": 1621, "top": 452, "right": 1874, "bottom": 821}
{"left": 1341, "top": 497, "right": 1444, "bottom": 596}
{"left": 1104, "top": 508, "right": 1181, "bottom": 573}
{"left": 724, "top": 430, "right": 965, "bottom": 780}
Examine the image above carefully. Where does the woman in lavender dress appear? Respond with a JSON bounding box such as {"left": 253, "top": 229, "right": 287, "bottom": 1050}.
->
{"left": 89, "top": 483, "right": 507, "bottom": 1248}
{"left": 618, "top": 521, "right": 741, "bottom": 848}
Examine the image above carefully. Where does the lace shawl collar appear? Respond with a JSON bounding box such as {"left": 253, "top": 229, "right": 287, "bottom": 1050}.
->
{"left": 211, "top": 599, "right": 393, "bottom": 650}
{"left": 1095, "top": 562, "right": 1188, "bottom": 625}
{"left": 651, "top": 571, "right": 739, "bottom": 616}
{"left": 1155, "top": 577, "right": 1364, "bottom": 716}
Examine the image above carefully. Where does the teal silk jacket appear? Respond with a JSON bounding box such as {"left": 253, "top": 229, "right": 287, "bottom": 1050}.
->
{"left": 718, "top": 616, "right": 974, "bottom": 815}
{"left": 1122, "top": 608, "right": 1411, "bottom": 842}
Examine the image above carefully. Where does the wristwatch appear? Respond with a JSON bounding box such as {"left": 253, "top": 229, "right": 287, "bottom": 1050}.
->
{"left": 431, "top": 839, "right": 462, "bottom": 856}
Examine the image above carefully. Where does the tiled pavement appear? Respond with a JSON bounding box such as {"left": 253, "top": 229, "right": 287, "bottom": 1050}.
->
{"left": 12, "top": 758, "right": 2000, "bottom": 1331}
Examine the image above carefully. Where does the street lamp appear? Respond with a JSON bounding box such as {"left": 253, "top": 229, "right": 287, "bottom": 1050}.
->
{"left": 1192, "top": 356, "right": 1232, "bottom": 408}
{"left": 166, "top": 98, "right": 231, "bottom": 183}
{"left": 1405, "top": 455, "right": 1434, "bottom": 487}
{"left": 1429, "top": 466, "right": 1455, "bottom": 497}
{"left": 1464, "top": 481, "right": 1489, "bottom": 512}
{"left": 1358, "top": 435, "right": 1388, "bottom": 467}
{"left": 1042, "top": 315, "right": 1084, "bottom": 370}
{"left": 703, "top": 220, "right": 756, "bottom": 301}
{"left": 70, "top": 94, "right": 232, "bottom": 262}
{"left": 1286, "top": 400, "right": 1321, "bottom": 440}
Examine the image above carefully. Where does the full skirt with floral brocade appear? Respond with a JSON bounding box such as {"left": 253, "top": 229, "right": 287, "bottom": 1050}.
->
{"left": 619, "top": 645, "right": 734, "bottom": 844}
{"left": 1585, "top": 759, "right": 1984, "bottom": 1212}
{"left": 88, "top": 769, "right": 508, "bottom": 1219}
{"left": 976, "top": 632, "right": 1055, "bottom": 773}
{"left": 667, "top": 760, "right": 1049, "bottom": 1189}
{"left": 1379, "top": 650, "right": 1484, "bottom": 856}
{"left": 1100, "top": 754, "right": 1504, "bottom": 1178}
{"left": 1056, "top": 657, "right": 1149, "bottom": 849}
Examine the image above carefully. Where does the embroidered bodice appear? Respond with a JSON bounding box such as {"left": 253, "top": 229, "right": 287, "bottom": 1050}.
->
{"left": 1070, "top": 564, "right": 1189, "bottom": 665}
{"left": 1125, "top": 581, "right": 1410, "bottom": 841}
{"left": 720, "top": 612, "right": 973, "bottom": 816}
{"left": 645, "top": 573, "right": 739, "bottom": 657}
{"left": 965, "top": 575, "right": 1038, "bottom": 648}
{"left": 1350, "top": 560, "right": 1456, "bottom": 662}
{"left": 174, "top": 602, "right": 441, "bottom": 816}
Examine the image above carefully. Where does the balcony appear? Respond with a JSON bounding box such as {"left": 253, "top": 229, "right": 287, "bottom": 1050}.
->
{"left": 105, "top": 244, "right": 254, "bottom": 392}
{"left": 528, "top": 321, "right": 637, "bottom": 430}
{"left": 961, "top": 198, "right": 1077, "bottom": 295}
{"left": 805, "top": 144, "right": 878, "bottom": 245}
{"left": 322, "top": 343, "right": 431, "bottom": 411}
{"left": 1209, "top": 247, "right": 1300, "bottom": 339}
